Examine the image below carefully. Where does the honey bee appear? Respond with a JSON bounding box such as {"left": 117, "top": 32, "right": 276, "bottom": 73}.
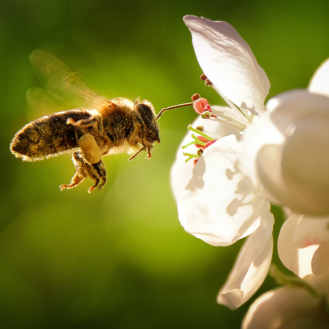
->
{"left": 10, "top": 50, "right": 192, "bottom": 193}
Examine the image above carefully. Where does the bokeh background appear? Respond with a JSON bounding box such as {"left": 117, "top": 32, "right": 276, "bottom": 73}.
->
{"left": 1, "top": 0, "right": 329, "bottom": 328}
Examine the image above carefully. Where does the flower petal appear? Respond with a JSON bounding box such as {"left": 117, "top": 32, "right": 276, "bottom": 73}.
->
{"left": 243, "top": 89, "right": 329, "bottom": 189}
{"left": 278, "top": 214, "right": 318, "bottom": 278}
{"left": 311, "top": 244, "right": 329, "bottom": 276}
{"left": 289, "top": 215, "right": 329, "bottom": 277}
{"left": 242, "top": 286, "right": 329, "bottom": 329}
{"left": 183, "top": 15, "right": 270, "bottom": 115}
{"left": 240, "top": 112, "right": 284, "bottom": 191}
{"left": 176, "top": 135, "right": 267, "bottom": 246}
{"left": 242, "top": 90, "right": 329, "bottom": 215}
{"left": 293, "top": 216, "right": 329, "bottom": 248}
{"left": 171, "top": 112, "right": 241, "bottom": 200}
{"left": 217, "top": 206, "right": 274, "bottom": 309}
{"left": 308, "top": 58, "right": 329, "bottom": 97}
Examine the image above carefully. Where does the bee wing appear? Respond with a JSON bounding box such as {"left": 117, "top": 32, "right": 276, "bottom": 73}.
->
{"left": 29, "top": 49, "right": 109, "bottom": 111}
{"left": 26, "top": 87, "right": 74, "bottom": 120}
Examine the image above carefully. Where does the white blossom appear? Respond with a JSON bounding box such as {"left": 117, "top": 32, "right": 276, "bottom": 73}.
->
{"left": 242, "top": 214, "right": 329, "bottom": 329}
{"left": 240, "top": 59, "right": 329, "bottom": 216}
{"left": 172, "top": 14, "right": 329, "bottom": 310}
{"left": 242, "top": 283, "right": 329, "bottom": 329}
{"left": 171, "top": 15, "right": 274, "bottom": 309}
{"left": 278, "top": 213, "right": 329, "bottom": 278}
{"left": 240, "top": 58, "right": 329, "bottom": 328}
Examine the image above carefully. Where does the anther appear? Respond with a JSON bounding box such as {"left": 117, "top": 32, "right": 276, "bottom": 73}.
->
{"left": 205, "top": 79, "right": 213, "bottom": 86}
{"left": 201, "top": 111, "right": 211, "bottom": 119}
{"left": 197, "top": 148, "right": 204, "bottom": 157}
{"left": 193, "top": 98, "right": 210, "bottom": 114}
{"left": 192, "top": 93, "right": 200, "bottom": 101}
{"left": 203, "top": 104, "right": 212, "bottom": 112}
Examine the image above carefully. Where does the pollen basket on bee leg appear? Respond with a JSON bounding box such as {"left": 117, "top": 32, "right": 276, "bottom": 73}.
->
{"left": 78, "top": 133, "right": 102, "bottom": 164}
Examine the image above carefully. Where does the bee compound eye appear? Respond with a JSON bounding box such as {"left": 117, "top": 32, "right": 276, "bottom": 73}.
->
{"left": 137, "top": 104, "right": 155, "bottom": 123}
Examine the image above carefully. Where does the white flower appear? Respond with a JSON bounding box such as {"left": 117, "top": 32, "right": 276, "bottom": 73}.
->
{"left": 242, "top": 214, "right": 329, "bottom": 329}
{"left": 172, "top": 14, "right": 329, "bottom": 310}
{"left": 171, "top": 15, "right": 274, "bottom": 309}
{"left": 238, "top": 55, "right": 329, "bottom": 328}
{"left": 241, "top": 59, "right": 329, "bottom": 216}
{"left": 278, "top": 213, "right": 329, "bottom": 279}
{"left": 239, "top": 55, "right": 329, "bottom": 321}
{"left": 242, "top": 282, "right": 329, "bottom": 329}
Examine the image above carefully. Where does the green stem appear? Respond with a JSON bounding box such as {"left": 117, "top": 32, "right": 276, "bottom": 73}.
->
{"left": 269, "top": 265, "right": 323, "bottom": 299}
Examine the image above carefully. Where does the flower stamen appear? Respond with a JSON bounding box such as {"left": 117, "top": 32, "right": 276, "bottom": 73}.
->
{"left": 193, "top": 98, "right": 210, "bottom": 114}
{"left": 182, "top": 134, "right": 207, "bottom": 149}
{"left": 188, "top": 125, "right": 214, "bottom": 141}
{"left": 183, "top": 152, "right": 198, "bottom": 163}
{"left": 182, "top": 126, "right": 217, "bottom": 163}
{"left": 201, "top": 111, "right": 212, "bottom": 119}
{"left": 192, "top": 93, "right": 201, "bottom": 101}
{"left": 206, "top": 114, "right": 247, "bottom": 131}
{"left": 199, "top": 73, "right": 213, "bottom": 86}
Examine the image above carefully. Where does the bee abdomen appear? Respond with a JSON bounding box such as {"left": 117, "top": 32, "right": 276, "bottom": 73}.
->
{"left": 10, "top": 110, "right": 90, "bottom": 161}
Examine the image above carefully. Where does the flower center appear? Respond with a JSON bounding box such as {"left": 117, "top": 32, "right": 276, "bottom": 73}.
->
{"left": 182, "top": 125, "right": 217, "bottom": 163}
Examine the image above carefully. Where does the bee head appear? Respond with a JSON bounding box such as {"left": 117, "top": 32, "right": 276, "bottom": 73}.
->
{"left": 137, "top": 100, "right": 160, "bottom": 145}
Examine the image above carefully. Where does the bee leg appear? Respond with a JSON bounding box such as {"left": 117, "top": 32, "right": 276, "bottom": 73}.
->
{"left": 60, "top": 150, "right": 107, "bottom": 193}
{"left": 88, "top": 160, "right": 107, "bottom": 193}
{"left": 67, "top": 115, "right": 99, "bottom": 130}
{"left": 59, "top": 172, "right": 86, "bottom": 191}
{"left": 146, "top": 146, "right": 152, "bottom": 159}
{"left": 60, "top": 151, "right": 87, "bottom": 191}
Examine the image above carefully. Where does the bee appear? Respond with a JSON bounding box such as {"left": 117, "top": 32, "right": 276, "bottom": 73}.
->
{"left": 10, "top": 50, "right": 192, "bottom": 193}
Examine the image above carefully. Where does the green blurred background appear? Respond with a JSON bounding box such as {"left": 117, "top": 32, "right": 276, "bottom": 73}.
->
{"left": 1, "top": 0, "right": 329, "bottom": 328}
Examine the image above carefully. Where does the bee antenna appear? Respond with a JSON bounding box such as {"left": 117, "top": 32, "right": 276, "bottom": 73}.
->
{"left": 156, "top": 102, "right": 193, "bottom": 120}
